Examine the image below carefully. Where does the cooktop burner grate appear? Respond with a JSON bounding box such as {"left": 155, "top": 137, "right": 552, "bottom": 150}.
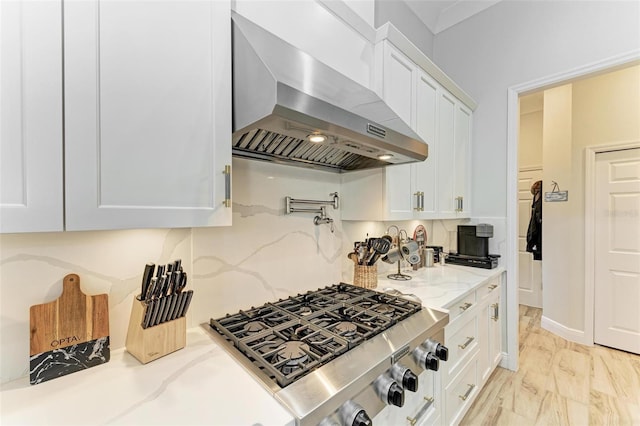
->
{"left": 210, "top": 283, "right": 422, "bottom": 388}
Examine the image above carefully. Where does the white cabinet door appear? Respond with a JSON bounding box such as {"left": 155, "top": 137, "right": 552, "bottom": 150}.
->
{"left": 454, "top": 103, "right": 471, "bottom": 217}
{"left": 384, "top": 164, "right": 415, "bottom": 220}
{"left": 0, "top": 0, "right": 64, "bottom": 233}
{"left": 437, "top": 90, "right": 456, "bottom": 216}
{"left": 414, "top": 71, "right": 438, "bottom": 217}
{"left": 64, "top": 0, "right": 232, "bottom": 231}
{"left": 382, "top": 43, "right": 415, "bottom": 127}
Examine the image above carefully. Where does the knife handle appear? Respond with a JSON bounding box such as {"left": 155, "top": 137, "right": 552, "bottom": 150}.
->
{"left": 171, "top": 271, "right": 182, "bottom": 295}
{"left": 156, "top": 275, "right": 167, "bottom": 298}
{"left": 145, "top": 277, "right": 158, "bottom": 301}
{"left": 149, "top": 298, "right": 162, "bottom": 327}
{"left": 140, "top": 263, "right": 155, "bottom": 301}
{"left": 175, "top": 272, "right": 187, "bottom": 293}
{"left": 142, "top": 300, "right": 154, "bottom": 329}
{"left": 173, "top": 259, "right": 182, "bottom": 273}
{"left": 156, "top": 264, "right": 166, "bottom": 278}
{"left": 179, "top": 290, "right": 194, "bottom": 318}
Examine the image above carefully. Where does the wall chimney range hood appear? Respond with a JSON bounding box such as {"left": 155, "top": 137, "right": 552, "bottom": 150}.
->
{"left": 231, "top": 13, "right": 428, "bottom": 173}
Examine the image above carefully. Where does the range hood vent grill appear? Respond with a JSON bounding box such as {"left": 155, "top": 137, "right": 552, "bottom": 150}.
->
{"left": 233, "top": 129, "right": 386, "bottom": 171}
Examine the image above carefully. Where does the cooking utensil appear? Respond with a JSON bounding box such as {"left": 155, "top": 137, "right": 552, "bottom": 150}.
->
{"left": 29, "top": 274, "right": 110, "bottom": 385}
{"left": 367, "top": 238, "right": 391, "bottom": 266}
{"left": 347, "top": 252, "right": 359, "bottom": 264}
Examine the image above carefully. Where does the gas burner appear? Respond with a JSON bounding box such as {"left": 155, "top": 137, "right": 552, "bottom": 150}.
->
{"left": 334, "top": 293, "right": 351, "bottom": 301}
{"left": 334, "top": 321, "right": 358, "bottom": 337}
{"left": 299, "top": 306, "right": 313, "bottom": 316}
{"left": 373, "top": 304, "right": 395, "bottom": 316}
{"left": 277, "top": 341, "right": 310, "bottom": 374}
{"left": 244, "top": 321, "right": 268, "bottom": 334}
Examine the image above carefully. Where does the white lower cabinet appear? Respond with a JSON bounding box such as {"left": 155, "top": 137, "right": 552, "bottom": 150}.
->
{"left": 441, "top": 272, "right": 503, "bottom": 425}
{"left": 444, "top": 356, "right": 479, "bottom": 426}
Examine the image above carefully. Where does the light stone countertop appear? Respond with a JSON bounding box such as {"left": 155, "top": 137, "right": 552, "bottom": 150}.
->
{"left": 375, "top": 263, "right": 506, "bottom": 311}
{"left": 0, "top": 328, "right": 295, "bottom": 426}
{"left": 0, "top": 265, "right": 503, "bottom": 426}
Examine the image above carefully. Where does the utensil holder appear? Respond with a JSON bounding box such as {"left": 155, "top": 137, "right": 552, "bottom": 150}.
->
{"left": 353, "top": 264, "right": 378, "bottom": 289}
{"left": 125, "top": 296, "right": 186, "bottom": 364}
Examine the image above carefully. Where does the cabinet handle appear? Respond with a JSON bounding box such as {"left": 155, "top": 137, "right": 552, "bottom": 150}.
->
{"left": 488, "top": 284, "right": 498, "bottom": 291}
{"left": 413, "top": 192, "right": 424, "bottom": 212}
{"left": 458, "top": 336, "right": 475, "bottom": 350}
{"left": 459, "top": 196, "right": 463, "bottom": 212}
{"left": 458, "top": 384, "right": 475, "bottom": 401}
{"left": 459, "top": 302, "right": 473, "bottom": 311}
{"left": 223, "top": 165, "right": 231, "bottom": 208}
{"left": 406, "top": 397, "right": 434, "bottom": 425}
{"left": 491, "top": 303, "right": 499, "bottom": 321}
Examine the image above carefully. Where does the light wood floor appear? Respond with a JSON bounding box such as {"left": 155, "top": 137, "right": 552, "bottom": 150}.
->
{"left": 460, "top": 305, "right": 640, "bottom": 425}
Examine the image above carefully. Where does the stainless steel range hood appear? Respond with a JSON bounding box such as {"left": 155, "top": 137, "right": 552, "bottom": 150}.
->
{"left": 232, "top": 13, "right": 428, "bottom": 173}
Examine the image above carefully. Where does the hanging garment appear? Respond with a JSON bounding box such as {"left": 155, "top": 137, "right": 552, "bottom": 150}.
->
{"left": 526, "top": 182, "right": 542, "bottom": 260}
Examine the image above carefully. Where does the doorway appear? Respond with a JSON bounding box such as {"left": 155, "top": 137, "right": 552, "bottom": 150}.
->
{"left": 506, "top": 55, "right": 640, "bottom": 364}
{"left": 517, "top": 93, "right": 543, "bottom": 309}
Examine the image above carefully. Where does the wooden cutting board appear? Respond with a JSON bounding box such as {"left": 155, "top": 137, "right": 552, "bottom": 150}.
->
{"left": 29, "top": 274, "right": 110, "bottom": 385}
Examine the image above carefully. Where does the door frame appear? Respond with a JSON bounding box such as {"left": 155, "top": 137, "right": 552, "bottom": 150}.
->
{"left": 585, "top": 141, "right": 640, "bottom": 345}
{"left": 506, "top": 49, "right": 640, "bottom": 368}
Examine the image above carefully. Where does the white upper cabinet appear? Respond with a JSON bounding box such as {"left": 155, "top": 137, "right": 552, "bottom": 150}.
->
{"left": 454, "top": 103, "right": 472, "bottom": 216}
{"left": 437, "top": 90, "right": 457, "bottom": 216}
{"left": 0, "top": 1, "right": 64, "bottom": 233}
{"left": 1, "top": 0, "right": 232, "bottom": 233}
{"left": 342, "top": 40, "right": 473, "bottom": 221}
{"left": 64, "top": 0, "right": 231, "bottom": 231}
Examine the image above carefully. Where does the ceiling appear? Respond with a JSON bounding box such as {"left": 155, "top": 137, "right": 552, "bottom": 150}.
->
{"left": 403, "top": 0, "right": 503, "bottom": 34}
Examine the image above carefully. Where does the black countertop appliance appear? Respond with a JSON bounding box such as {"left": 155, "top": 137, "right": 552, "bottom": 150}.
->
{"left": 447, "top": 224, "right": 499, "bottom": 269}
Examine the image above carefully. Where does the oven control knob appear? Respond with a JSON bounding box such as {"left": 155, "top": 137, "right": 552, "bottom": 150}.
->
{"left": 339, "top": 400, "right": 371, "bottom": 426}
{"left": 353, "top": 410, "right": 372, "bottom": 426}
{"left": 402, "top": 370, "right": 419, "bottom": 392}
{"left": 413, "top": 346, "right": 440, "bottom": 371}
{"left": 425, "top": 352, "right": 439, "bottom": 371}
{"left": 388, "top": 382, "right": 405, "bottom": 407}
{"left": 390, "top": 363, "right": 419, "bottom": 392}
{"left": 374, "top": 373, "right": 405, "bottom": 407}
{"left": 424, "top": 338, "right": 449, "bottom": 361}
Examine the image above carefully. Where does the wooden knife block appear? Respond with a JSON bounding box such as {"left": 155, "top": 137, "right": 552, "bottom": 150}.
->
{"left": 125, "top": 296, "right": 186, "bottom": 364}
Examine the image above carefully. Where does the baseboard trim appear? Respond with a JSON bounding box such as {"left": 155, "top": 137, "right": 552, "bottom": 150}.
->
{"left": 498, "top": 352, "right": 513, "bottom": 371}
{"left": 541, "top": 315, "right": 592, "bottom": 346}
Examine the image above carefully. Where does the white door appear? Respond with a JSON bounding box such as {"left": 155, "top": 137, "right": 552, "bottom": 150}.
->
{"left": 594, "top": 148, "right": 640, "bottom": 354}
{"left": 63, "top": 0, "right": 231, "bottom": 231}
{"left": 518, "top": 168, "right": 543, "bottom": 308}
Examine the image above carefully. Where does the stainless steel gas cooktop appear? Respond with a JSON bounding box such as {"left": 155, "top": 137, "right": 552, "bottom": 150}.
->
{"left": 207, "top": 283, "right": 449, "bottom": 426}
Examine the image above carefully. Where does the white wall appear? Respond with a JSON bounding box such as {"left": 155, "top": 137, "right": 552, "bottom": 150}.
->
{"left": 433, "top": 0, "right": 640, "bottom": 217}
{"left": 375, "top": 0, "right": 434, "bottom": 58}
{"left": 518, "top": 110, "right": 542, "bottom": 169}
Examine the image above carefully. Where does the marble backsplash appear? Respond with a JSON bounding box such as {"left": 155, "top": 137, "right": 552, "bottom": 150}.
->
{"left": 0, "top": 157, "right": 506, "bottom": 384}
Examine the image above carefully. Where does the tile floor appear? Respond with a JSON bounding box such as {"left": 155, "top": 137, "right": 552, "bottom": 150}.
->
{"left": 460, "top": 305, "right": 640, "bottom": 425}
